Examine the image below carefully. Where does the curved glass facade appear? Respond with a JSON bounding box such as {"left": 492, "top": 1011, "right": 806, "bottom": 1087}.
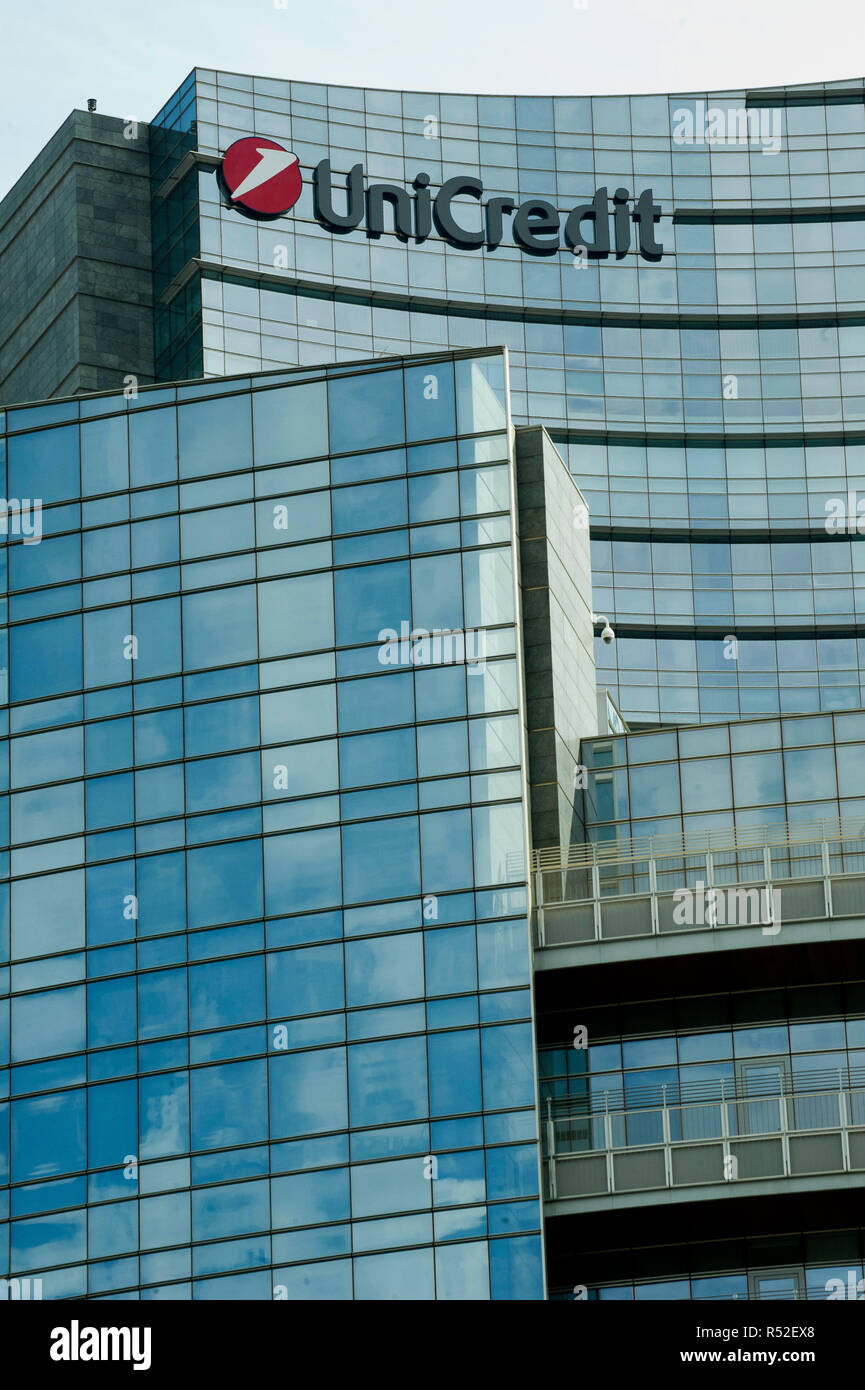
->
{"left": 151, "top": 69, "right": 865, "bottom": 726}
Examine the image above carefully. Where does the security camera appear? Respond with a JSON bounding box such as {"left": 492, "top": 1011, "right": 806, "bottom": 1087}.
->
{"left": 591, "top": 612, "right": 616, "bottom": 645}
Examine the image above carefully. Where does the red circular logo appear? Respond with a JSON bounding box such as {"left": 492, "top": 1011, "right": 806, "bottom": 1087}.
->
{"left": 219, "top": 137, "right": 302, "bottom": 219}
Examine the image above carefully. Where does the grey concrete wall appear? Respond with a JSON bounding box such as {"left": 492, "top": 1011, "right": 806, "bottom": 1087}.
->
{"left": 515, "top": 425, "right": 598, "bottom": 855}
{"left": 0, "top": 110, "right": 154, "bottom": 407}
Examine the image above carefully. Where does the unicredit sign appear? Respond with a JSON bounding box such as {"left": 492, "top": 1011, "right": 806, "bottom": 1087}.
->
{"left": 313, "top": 161, "right": 663, "bottom": 260}
{"left": 219, "top": 137, "right": 303, "bottom": 218}
{"left": 218, "top": 138, "right": 663, "bottom": 259}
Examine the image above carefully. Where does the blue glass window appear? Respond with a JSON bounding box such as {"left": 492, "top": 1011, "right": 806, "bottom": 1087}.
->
{"left": 334, "top": 561, "right": 410, "bottom": 646}
{"left": 342, "top": 817, "right": 420, "bottom": 902}
{"left": 138, "top": 968, "right": 188, "bottom": 1040}
{"left": 259, "top": 573, "right": 334, "bottom": 657}
{"left": 130, "top": 408, "right": 178, "bottom": 486}
{"left": 481, "top": 1023, "right": 535, "bottom": 1108}
{"left": 179, "top": 394, "right": 252, "bottom": 477}
{"left": 345, "top": 933, "right": 423, "bottom": 1006}
{"left": 183, "top": 587, "right": 258, "bottom": 669}
{"left": 188, "top": 839, "right": 263, "bottom": 928}
{"left": 333, "top": 479, "right": 407, "bottom": 534}
{"left": 8, "top": 425, "right": 79, "bottom": 505}
{"left": 271, "top": 1167, "right": 350, "bottom": 1228}
{"left": 420, "top": 809, "right": 474, "bottom": 890}
{"left": 13, "top": 1090, "right": 86, "bottom": 1182}
{"left": 190, "top": 1060, "right": 266, "bottom": 1151}
{"left": 190, "top": 956, "right": 265, "bottom": 1030}
{"left": 13, "top": 985, "right": 85, "bottom": 1062}
{"left": 405, "top": 361, "right": 456, "bottom": 441}
{"left": 328, "top": 369, "right": 405, "bottom": 455}
{"left": 267, "top": 944, "right": 344, "bottom": 1017}
{"left": 81, "top": 416, "right": 128, "bottom": 495}
{"left": 11, "top": 615, "right": 82, "bottom": 701}
{"left": 348, "top": 1036, "right": 427, "bottom": 1126}
{"left": 265, "top": 827, "right": 341, "bottom": 914}
{"left": 269, "top": 1047, "right": 347, "bottom": 1137}
{"left": 140, "top": 1071, "right": 189, "bottom": 1158}
{"left": 252, "top": 381, "right": 328, "bottom": 465}
{"left": 429, "top": 1030, "right": 482, "bottom": 1115}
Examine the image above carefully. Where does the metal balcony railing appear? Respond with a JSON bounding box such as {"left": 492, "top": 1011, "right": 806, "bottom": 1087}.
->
{"left": 532, "top": 819, "right": 865, "bottom": 949}
{"left": 550, "top": 1286, "right": 839, "bottom": 1301}
{"left": 544, "top": 1080, "right": 865, "bottom": 1202}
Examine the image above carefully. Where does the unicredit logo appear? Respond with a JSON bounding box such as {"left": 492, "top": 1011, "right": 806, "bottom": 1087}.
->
{"left": 219, "top": 137, "right": 302, "bottom": 219}
{"left": 218, "top": 139, "right": 663, "bottom": 259}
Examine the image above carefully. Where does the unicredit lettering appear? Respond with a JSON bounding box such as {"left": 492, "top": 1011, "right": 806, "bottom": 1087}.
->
{"left": 313, "top": 161, "right": 663, "bottom": 260}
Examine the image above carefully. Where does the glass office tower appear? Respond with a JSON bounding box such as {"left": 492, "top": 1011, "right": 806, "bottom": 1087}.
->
{"left": 0, "top": 348, "right": 549, "bottom": 1300}
{"left": 146, "top": 72, "right": 865, "bottom": 724}
{"left": 2, "top": 66, "right": 865, "bottom": 1302}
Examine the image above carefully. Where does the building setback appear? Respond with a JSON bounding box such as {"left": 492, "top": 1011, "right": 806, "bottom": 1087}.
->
{"left": 0, "top": 111, "right": 154, "bottom": 406}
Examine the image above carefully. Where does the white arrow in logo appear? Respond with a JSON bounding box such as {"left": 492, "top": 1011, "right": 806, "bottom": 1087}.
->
{"left": 230, "top": 147, "right": 298, "bottom": 200}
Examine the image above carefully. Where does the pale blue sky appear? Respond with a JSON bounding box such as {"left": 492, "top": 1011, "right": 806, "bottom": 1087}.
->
{"left": 1, "top": 0, "right": 860, "bottom": 196}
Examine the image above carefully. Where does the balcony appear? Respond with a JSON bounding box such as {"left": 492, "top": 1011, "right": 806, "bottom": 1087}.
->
{"left": 544, "top": 1076, "right": 865, "bottom": 1215}
{"left": 533, "top": 820, "right": 865, "bottom": 967}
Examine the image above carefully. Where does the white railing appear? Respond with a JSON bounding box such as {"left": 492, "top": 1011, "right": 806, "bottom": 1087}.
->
{"left": 533, "top": 821, "right": 865, "bottom": 948}
{"left": 544, "top": 1082, "right": 865, "bottom": 1201}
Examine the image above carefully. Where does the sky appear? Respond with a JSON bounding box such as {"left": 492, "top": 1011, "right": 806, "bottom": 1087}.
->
{"left": 0, "top": 0, "right": 862, "bottom": 196}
